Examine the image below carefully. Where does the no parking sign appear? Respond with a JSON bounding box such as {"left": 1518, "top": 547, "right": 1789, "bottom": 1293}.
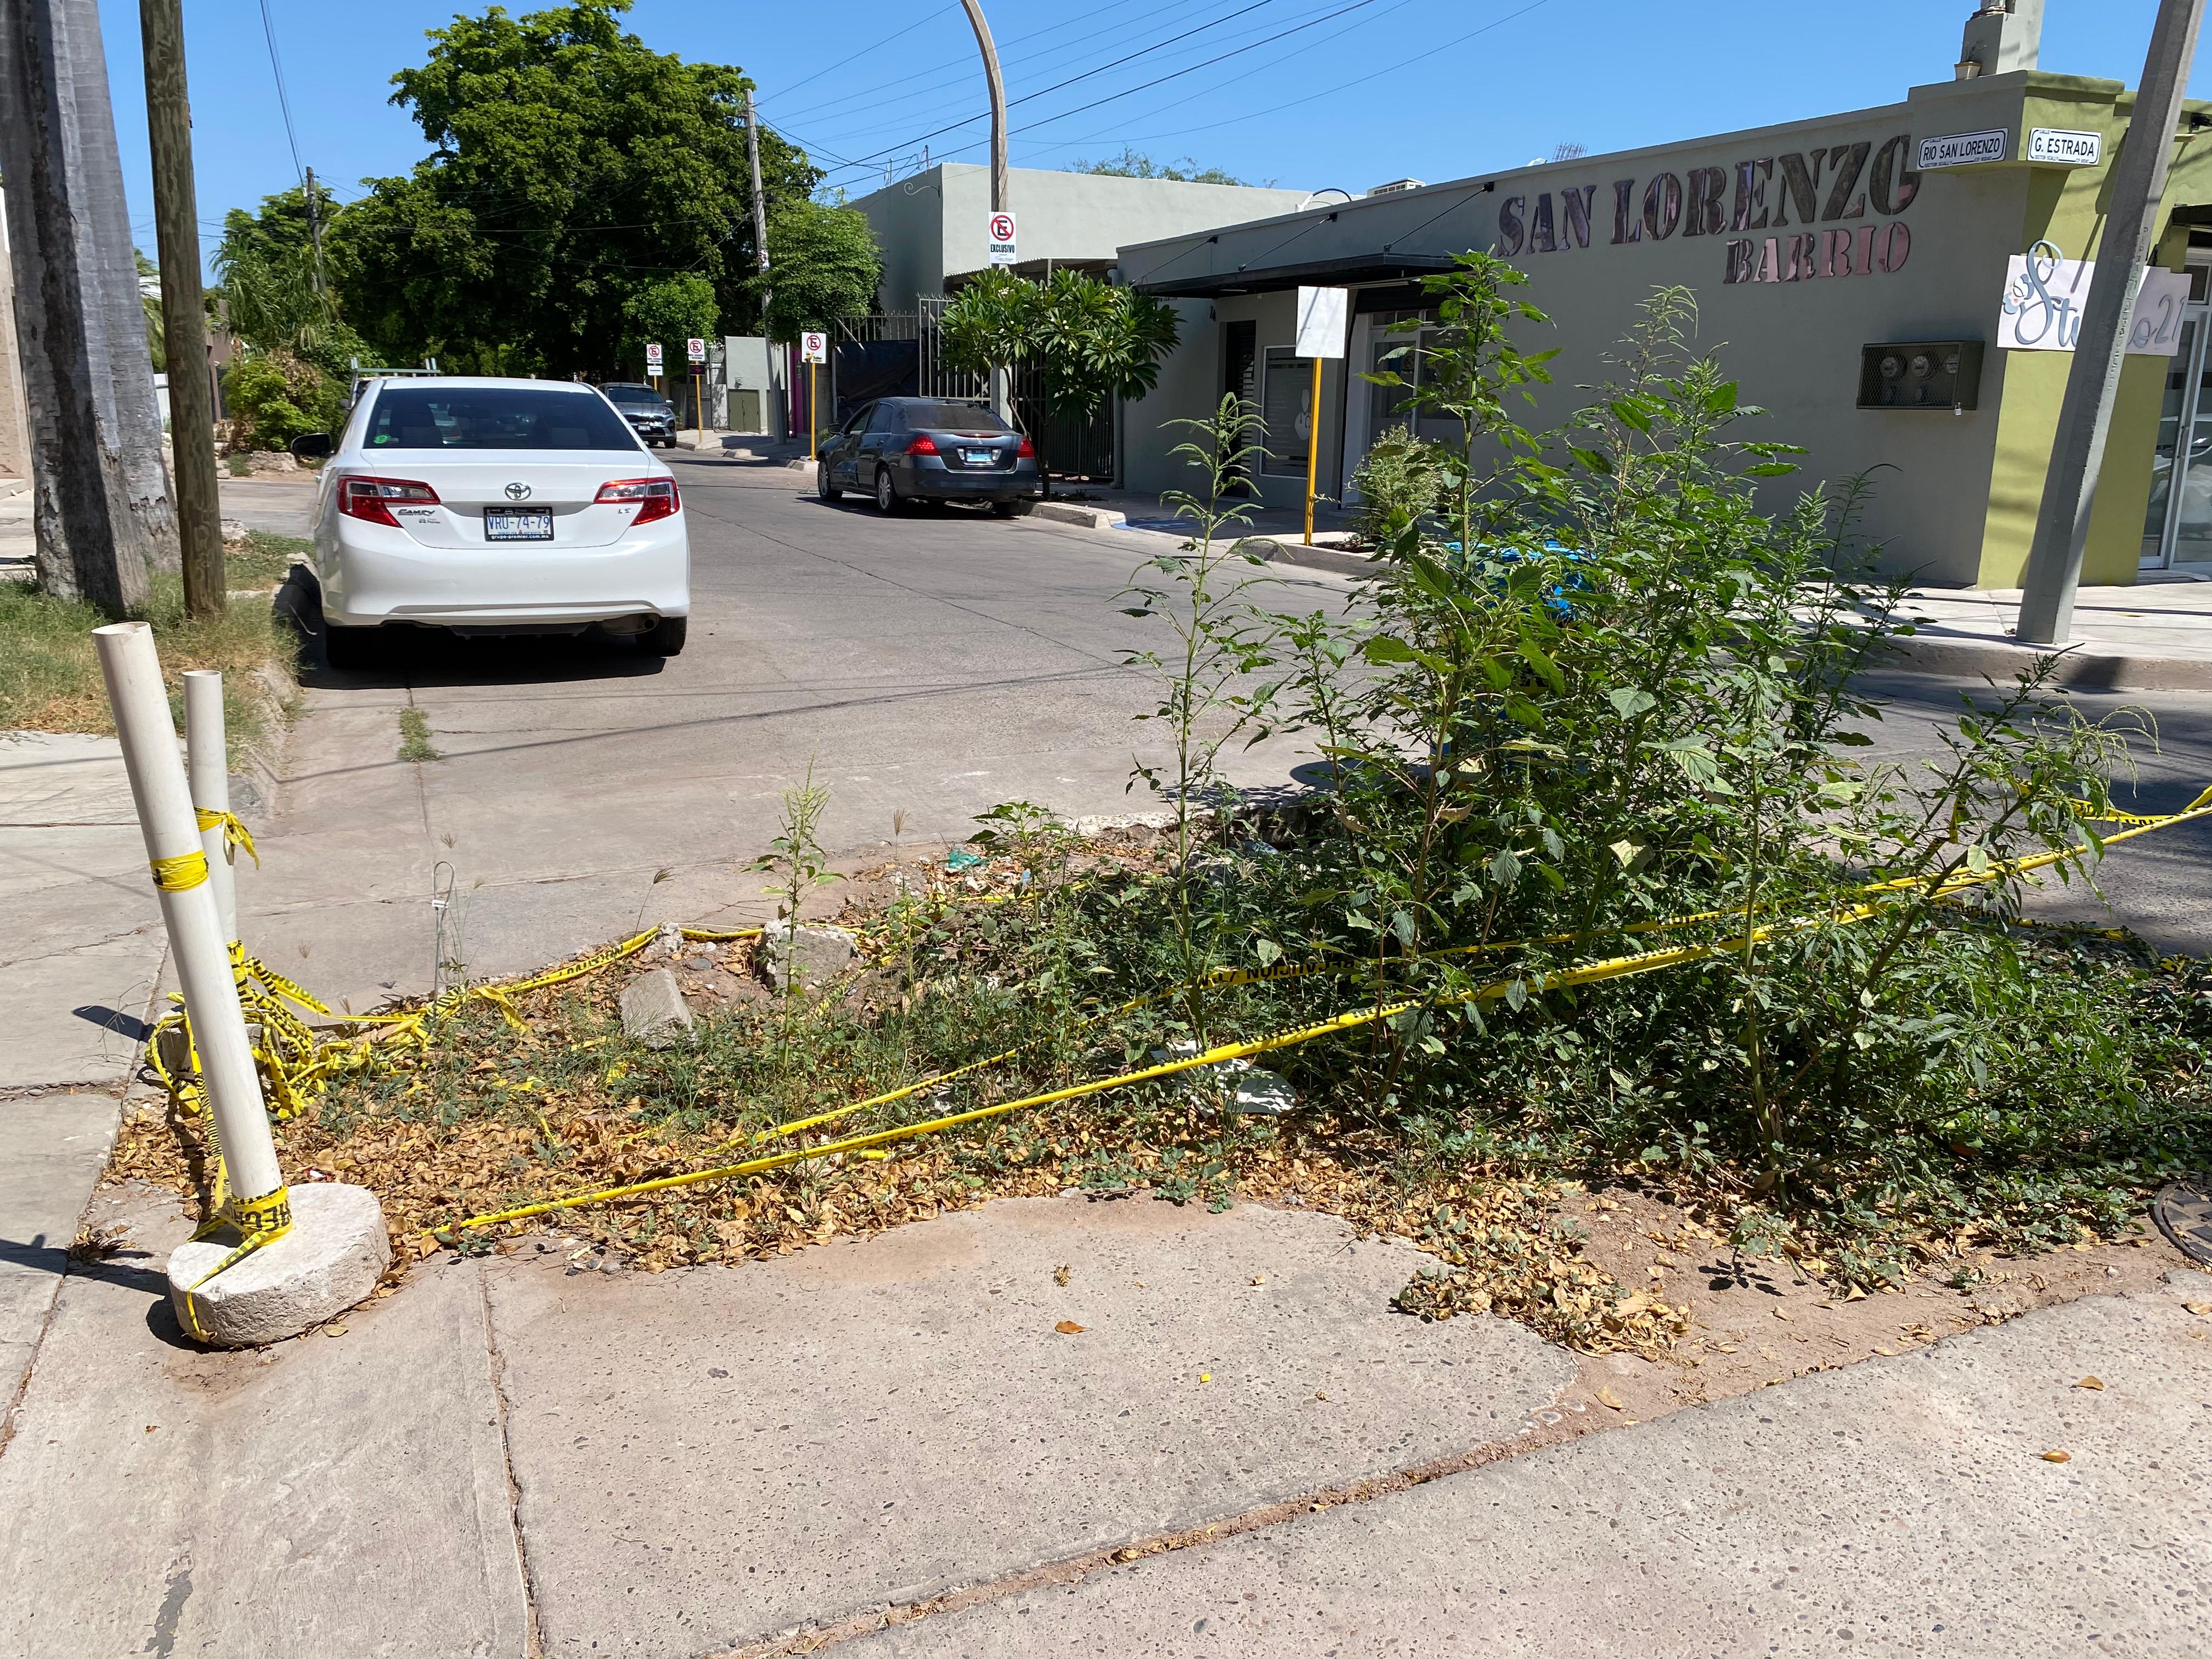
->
{"left": 986, "top": 211, "right": 1017, "bottom": 267}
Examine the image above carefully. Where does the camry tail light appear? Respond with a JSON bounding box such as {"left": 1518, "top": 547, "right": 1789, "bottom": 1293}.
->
{"left": 338, "top": 476, "right": 440, "bottom": 526}
{"left": 594, "top": 476, "right": 680, "bottom": 526}
{"left": 1016, "top": 435, "right": 1035, "bottom": 458}
{"left": 905, "top": 435, "right": 939, "bottom": 455}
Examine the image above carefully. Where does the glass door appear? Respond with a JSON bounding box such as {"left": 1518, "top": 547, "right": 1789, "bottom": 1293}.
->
{"left": 2144, "top": 262, "right": 2212, "bottom": 571}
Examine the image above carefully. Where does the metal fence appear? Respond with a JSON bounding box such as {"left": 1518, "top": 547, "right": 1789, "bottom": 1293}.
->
{"left": 823, "top": 299, "right": 1114, "bottom": 483}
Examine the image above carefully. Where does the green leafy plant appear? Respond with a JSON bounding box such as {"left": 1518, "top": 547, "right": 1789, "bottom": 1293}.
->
{"left": 1119, "top": 393, "right": 1284, "bottom": 1036}
{"left": 1347, "top": 428, "right": 1451, "bottom": 548}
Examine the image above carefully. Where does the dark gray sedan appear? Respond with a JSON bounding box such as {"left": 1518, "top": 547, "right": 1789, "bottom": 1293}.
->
{"left": 816, "top": 397, "right": 1040, "bottom": 515}
{"left": 602, "top": 382, "right": 678, "bottom": 447}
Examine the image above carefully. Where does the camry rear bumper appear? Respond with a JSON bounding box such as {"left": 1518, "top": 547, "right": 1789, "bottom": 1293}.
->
{"left": 320, "top": 521, "right": 690, "bottom": 630}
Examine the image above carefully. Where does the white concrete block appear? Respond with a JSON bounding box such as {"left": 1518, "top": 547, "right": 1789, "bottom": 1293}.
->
{"left": 166, "top": 1182, "right": 391, "bottom": 1348}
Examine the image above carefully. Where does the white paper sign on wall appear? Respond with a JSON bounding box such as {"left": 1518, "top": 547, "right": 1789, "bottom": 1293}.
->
{"left": 986, "top": 211, "right": 1018, "bottom": 267}
{"left": 800, "top": 331, "right": 828, "bottom": 364}
{"left": 1998, "top": 244, "right": 2191, "bottom": 356}
{"left": 644, "top": 341, "right": 663, "bottom": 371}
{"left": 1295, "top": 286, "right": 1349, "bottom": 358}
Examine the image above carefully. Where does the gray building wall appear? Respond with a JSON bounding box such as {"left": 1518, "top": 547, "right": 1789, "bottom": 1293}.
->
{"left": 1116, "top": 72, "right": 2125, "bottom": 586}
{"left": 851, "top": 163, "right": 1312, "bottom": 311}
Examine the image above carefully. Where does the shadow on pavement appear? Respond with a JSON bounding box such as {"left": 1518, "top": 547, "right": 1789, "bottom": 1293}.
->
{"left": 274, "top": 565, "right": 670, "bottom": 691}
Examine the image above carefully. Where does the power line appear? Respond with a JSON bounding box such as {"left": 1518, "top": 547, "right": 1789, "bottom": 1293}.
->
{"left": 787, "top": 0, "right": 1293, "bottom": 166}
{"left": 817, "top": 0, "right": 1383, "bottom": 184}
{"left": 765, "top": 0, "right": 1170, "bottom": 128}
{"left": 1040, "top": 0, "right": 1552, "bottom": 159}
{"left": 257, "top": 0, "right": 303, "bottom": 185}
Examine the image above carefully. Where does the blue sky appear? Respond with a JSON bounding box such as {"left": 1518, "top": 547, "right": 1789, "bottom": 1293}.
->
{"left": 99, "top": 0, "right": 2211, "bottom": 274}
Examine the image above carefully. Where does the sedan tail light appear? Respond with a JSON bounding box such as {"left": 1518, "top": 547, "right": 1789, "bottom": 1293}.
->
{"left": 338, "top": 476, "right": 440, "bottom": 526}
{"left": 594, "top": 476, "right": 680, "bottom": 526}
{"left": 906, "top": 435, "right": 939, "bottom": 455}
{"left": 1015, "top": 435, "right": 1035, "bottom": 458}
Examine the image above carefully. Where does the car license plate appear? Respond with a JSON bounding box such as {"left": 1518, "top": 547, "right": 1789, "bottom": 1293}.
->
{"left": 961, "top": 449, "right": 996, "bottom": 467}
{"left": 484, "top": 510, "right": 554, "bottom": 541}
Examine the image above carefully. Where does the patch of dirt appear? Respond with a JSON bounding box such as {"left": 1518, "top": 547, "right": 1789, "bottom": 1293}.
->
{"left": 1545, "top": 1186, "right": 2195, "bottom": 1425}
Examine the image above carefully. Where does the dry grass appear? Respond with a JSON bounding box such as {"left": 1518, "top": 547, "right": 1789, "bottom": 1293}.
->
{"left": 0, "top": 561, "right": 300, "bottom": 753}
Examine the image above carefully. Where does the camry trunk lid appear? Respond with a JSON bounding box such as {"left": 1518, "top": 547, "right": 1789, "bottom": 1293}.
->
{"left": 360, "top": 452, "right": 658, "bottom": 550}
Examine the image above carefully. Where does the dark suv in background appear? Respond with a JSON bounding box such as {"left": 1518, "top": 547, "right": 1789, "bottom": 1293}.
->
{"left": 816, "top": 398, "right": 1040, "bottom": 515}
{"left": 602, "top": 381, "right": 677, "bottom": 447}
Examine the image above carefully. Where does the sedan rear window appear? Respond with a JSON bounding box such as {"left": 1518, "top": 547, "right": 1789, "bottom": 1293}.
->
{"left": 364, "top": 387, "right": 642, "bottom": 451}
{"left": 896, "top": 402, "right": 1013, "bottom": 433}
{"left": 603, "top": 386, "right": 668, "bottom": 407}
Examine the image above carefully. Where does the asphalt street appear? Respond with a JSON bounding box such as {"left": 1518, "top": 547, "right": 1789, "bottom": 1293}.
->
{"left": 218, "top": 459, "right": 2211, "bottom": 1003}
{"left": 1853, "top": 668, "right": 2212, "bottom": 956}
{"left": 235, "top": 453, "right": 1354, "bottom": 1005}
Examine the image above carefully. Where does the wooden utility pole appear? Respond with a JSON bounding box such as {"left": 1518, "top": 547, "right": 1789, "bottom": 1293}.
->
{"left": 141, "top": 0, "right": 224, "bottom": 616}
{"left": 744, "top": 87, "right": 771, "bottom": 333}
{"left": 0, "top": 0, "right": 179, "bottom": 611}
{"left": 302, "top": 165, "right": 330, "bottom": 303}
{"left": 2017, "top": 0, "right": 2207, "bottom": 643}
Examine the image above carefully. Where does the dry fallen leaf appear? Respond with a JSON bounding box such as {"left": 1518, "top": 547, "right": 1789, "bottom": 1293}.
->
{"left": 1052, "top": 1263, "right": 1071, "bottom": 1287}
{"left": 1054, "top": 1319, "right": 1084, "bottom": 1335}
{"left": 1595, "top": 1387, "right": 1624, "bottom": 1410}
{"left": 2185, "top": 1302, "right": 2212, "bottom": 1316}
{"left": 1773, "top": 1309, "right": 1791, "bottom": 1322}
{"left": 2041, "top": 1449, "right": 2072, "bottom": 1463}
{"left": 2075, "top": 1376, "right": 2105, "bottom": 1391}
{"left": 1198, "top": 1372, "right": 1211, "bottom": 1383}
{"left": 324, "top": 1325, "right": 348, "bottom": 1338}
{"left": 1250, "top": 1274, "right": 1266, "bottom": 1286}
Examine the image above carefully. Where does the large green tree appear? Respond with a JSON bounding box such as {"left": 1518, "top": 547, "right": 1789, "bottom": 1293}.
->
{"left": 329, "top": 0, "right": 819, "bottom": 375}
{"left": 748, "top": 199, "right": 882, "bottom": 341}
{"left": 941, "top": 269, "right": 1178, "bottom": 495}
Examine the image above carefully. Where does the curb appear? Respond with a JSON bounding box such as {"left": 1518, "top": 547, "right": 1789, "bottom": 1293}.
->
{"left": 1875, "top": 634, "right": 2212, "bottom": 694}
{"left": 228, "top": 658, "right": 298, "bottom": 827}
{"left": 1030, "top": 500, "right": 1125, "bottom": 531}
{"left": 1232, "top": 535, "right": 1380, "bottom": 579}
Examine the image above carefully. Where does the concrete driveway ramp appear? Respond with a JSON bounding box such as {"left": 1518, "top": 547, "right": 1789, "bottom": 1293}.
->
{"left": 484, "top": 1193, "right": 1573, "bottom": 1658}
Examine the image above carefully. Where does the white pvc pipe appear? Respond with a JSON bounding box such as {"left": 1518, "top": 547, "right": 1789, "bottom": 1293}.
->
{"left": 95, "top": 623, "right": 283, "bottom": 1204}
{"left": 181, "top": 670, "right": 237, "bottom": 944}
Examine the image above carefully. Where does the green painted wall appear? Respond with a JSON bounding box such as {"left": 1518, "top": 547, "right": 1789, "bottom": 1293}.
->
{"left": 1974, "top": 77, "right": 2212, "bottom": 588}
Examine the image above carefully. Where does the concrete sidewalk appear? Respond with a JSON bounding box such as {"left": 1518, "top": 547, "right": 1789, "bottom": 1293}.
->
{"left": 1884, "top": 575, "right": 2212, "bottom": 692}
{"left": 850, "top": 1272, "right": 2212, "bottom": 1659}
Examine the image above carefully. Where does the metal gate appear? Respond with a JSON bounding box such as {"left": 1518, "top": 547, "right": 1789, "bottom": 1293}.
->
{"left": 822, "top": 299, "right": 1114, "bottom": 482}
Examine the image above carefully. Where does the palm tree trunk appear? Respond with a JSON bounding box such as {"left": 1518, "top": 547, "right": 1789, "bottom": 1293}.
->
{"left": 0, "top": 0, "right": 179, "bottom": 611}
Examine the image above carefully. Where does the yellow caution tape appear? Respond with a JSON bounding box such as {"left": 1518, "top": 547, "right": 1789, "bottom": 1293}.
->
{"left": 175, "top": 1183, "right": 295, "bottom": 1340}
{"left": 149, "top": 850, "right": 209, "bottom": 892}
{"left": 194, "top": 806, "right": 260, "bottom": 867}
{"left": 442, "top": 791, "right": 2212, "bottom": 1237}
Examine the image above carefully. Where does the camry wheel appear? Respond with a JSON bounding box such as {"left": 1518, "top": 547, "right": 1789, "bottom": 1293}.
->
{"left": 818, "top": 461, "right": 842, "bottom": 501}
{"left": 874, "top": 465, "right": 900, "bottom": 514}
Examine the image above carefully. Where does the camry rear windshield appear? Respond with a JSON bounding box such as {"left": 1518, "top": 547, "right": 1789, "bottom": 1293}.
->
{"left": 364, "top": 388, "right": 641, "bottom": 450}
{"left": 898, "top": 402, "right": 1013, "bottom": 433}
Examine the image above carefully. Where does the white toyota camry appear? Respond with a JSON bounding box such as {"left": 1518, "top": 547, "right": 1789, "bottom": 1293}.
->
{"left": 298, "top": 376, "right": 690, "bottom": 668}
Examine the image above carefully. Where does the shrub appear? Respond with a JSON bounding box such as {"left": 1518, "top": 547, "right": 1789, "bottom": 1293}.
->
{"left": 1348, "top": 427, "right": 1451, "bottom": 546}
{"left": 222, "top": 349, "right": 342, "bottom": 451}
